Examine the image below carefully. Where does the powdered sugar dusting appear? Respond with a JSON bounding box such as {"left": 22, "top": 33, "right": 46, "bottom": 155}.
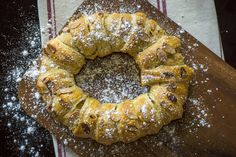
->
{"left": 76, "top": 53, "right": 148, "bottom": 103}
{"left": 187, "top": 97, "right": 211, "bottom": 129}
{"left": 1, "top": 11, "right": 52, "bottom": 156}
{"left": 2, "top": 64, "right": 51, "bottom": 156}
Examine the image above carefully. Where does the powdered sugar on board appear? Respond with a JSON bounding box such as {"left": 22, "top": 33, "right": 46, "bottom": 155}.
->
{"left": 76, "top": 53, "right": 148, "bottom": 103}
{"left": 77, "top": 0, "right": 149, "bottom": 16}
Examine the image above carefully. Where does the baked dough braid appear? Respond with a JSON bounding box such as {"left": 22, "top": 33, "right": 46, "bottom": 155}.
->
{"left": 37, "top": 12, "right": 194, "bottom": 145}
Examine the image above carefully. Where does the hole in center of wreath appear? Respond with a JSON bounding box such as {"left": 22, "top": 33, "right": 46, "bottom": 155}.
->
{"left": 76, "top": 53, "right": 148, "bottom": 104}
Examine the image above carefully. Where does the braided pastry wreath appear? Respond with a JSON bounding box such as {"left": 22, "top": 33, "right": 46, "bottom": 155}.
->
{"left": 37, "top": 12, "right": 194, "bottom": 145}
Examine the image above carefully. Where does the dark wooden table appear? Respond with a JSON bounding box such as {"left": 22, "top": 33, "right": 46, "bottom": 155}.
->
{"left": 0, "top": 1, "right": 54, "bottom": 157}
{"left": 0, "top": 0, "right": 235, "bottom": 156}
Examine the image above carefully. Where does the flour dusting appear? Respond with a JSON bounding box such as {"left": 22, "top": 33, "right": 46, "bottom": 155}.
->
{"left": 76, "top": 53, "right": 148, "bottom": 104}
{"left": 1, "top": 14, "right": 52, "bottom": 156}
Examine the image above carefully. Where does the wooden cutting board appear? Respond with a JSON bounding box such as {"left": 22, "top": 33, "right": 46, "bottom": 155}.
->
{"left": 18, "top": 0, "right": 236, "bottom": 156}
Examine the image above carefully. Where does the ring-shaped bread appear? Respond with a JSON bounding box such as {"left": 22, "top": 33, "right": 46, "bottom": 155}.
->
{"left": 37, "top": 12, "right": 194, "bottom": 145}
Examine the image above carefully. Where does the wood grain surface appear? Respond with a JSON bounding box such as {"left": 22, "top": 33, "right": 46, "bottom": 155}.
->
{"left": 18, "top": 0, "right": 236, "bottom": 156}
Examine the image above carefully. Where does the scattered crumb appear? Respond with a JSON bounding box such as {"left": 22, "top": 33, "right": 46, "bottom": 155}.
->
{"left": 207, "top": 89, "right": 212, "bottom": 93}
{"left": 179, "top": 29, "right": 185, "bottom": 34}
{"left": 22, "top": 50, "right": 29, "bottom": 56}
{"left": 193, "top": 43, "right": 199, "bottom": 47}
{"left": 63, "top": 139, "right": 68, "bottom": 145}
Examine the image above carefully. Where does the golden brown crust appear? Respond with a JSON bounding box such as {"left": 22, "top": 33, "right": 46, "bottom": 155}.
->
{"left": 141, "top": 65, "right": 194, "bottom": 86}
{"left": 149, "top": 83, "right": 188, "bottom": 120}
{"left": 135, "top": 36, "right": 182, "bottom": 69}
{"left": 104, "top": 13, "right": 126, "bottom": 52}
{"left": 36, "top": 12, "right": 194, "bottom": 145}
{"left": 68, "top": 16, "right": 97, "bottom": 59}
{"left": 43, "top": 38, "right": 85, "bottom": 74}
{"left": 86, "top": 13, "right": 112, "bottom": 57}
{"left": 121, "top": 12, "right": 149, "bottom": 56}
{"left": 36, "top": 68, "right": 75, "bottom": 105}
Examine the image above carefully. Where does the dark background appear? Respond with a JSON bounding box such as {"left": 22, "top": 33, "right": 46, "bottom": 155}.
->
{"left": 215, "top": 0, "right": 236, "bottom": 68}
{"left": 0, "top": 1, "right": 54, "bottom": 157}
{"left": 0, "top": 0, "right": 235, "bottom": 156}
